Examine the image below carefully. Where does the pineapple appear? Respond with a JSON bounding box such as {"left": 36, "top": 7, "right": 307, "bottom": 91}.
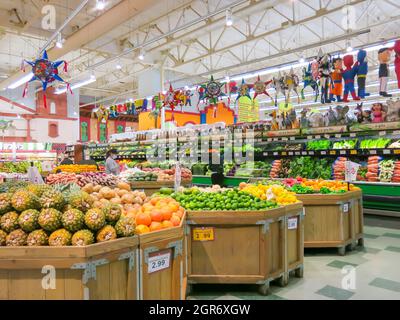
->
{"left": 96, "top": 225, "right": 117, "bottom": 242}
{"left": 115, "top": 216, "right": 136, "bottom": 237}
{"left": 18, "top": 209, "right": 40, "bottom": 232}
{"left": 0, "top": 229, "right": 7, "bottom": 246}
{"left": 103, "top": 203, "right": 122, "bottom": 224}
{"left": 6, "top": 229, "right": 27, "bottom": 246}
{"left": 48, "top": 229, "right": 72, "bottom": 246}
{"left": 38, "top": 208, "right": 62, "bottom": 232}
{"left": 40, "top": 189, "right": 65, "bottom": 210}
{"left": 0, "top": 211, "right": 19, "bottom": 233}
{"left": 27, "top": 229, "right": 49, "bottom": 246}
{"left": 84, "top": 208, "right": 106, "bottom": 231}
{"left": 0, "top": 193, "right": 12, "bottom": 215}
{"left": 11, "top": 189, "right": 40, "bottom": 212}
{"left": 71, "top": 229, "right": 94, "bottom": 246}
{"left": 61, "top": 209, "right": 85, "bottom": 233}
{"left": 67, "top": 186, "right": 94, "bottom": 212}
{"left": 26, "top": 184, "right": 51, "bottom": 197}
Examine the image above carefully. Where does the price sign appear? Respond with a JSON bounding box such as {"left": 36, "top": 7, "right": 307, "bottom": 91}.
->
{"left": 288, "top": 152, "right": 294, "bottom": 156}
{"left": 315, "top": 135, "right": 321, "bottom": 139}
{"left": 309, "top": 151, "right": 314, "bottom": 155}
{"left": 350, "top": 133, "right": 356, "bottom": 137}
{"left": 273, "top": 152, "right": 278, "bottom": 156}
{"left": 295, "top": 151, "right": 300, "bottom": 156}
{"left": 281, "top": 151, "right": 287, "bottom": 156}
{"left": 288, "top": 217, "right": 298, "bottom": 230}
{"left": 394, "top": 149, "right": 400, "bottom": 154}
{"left": 383, "top": 149, "right": 391, "bottom": 155}
{"left": 263, "top": 152, "right": 269, "bottom": 156}
{"left": 267, "top": 138, "right": 273, "bottom": 142}
{"left": 379, "top": 131, "right": 387, "bottom": 136}
{"left": 324, "top": 134, "right": 330, "bottom": 139}
{"left": 290, "top": 137, "right": 296, "bottom": 141}
{"left": 335, "top": 134, "right": 342, "bottom": 138}
{"left": 330, "top": 150, "right": 336, "bottom": 155}
{"left": 193, "top": 227, "right": 215, "bottom": 241}
{"left": 340, "top": 150, "right": 346, "bottom": 155}
{"left": 393, "top": 130, "right": 400, "bottom": 135}
{"left": 370, "top": 150, "right": 377, "bottom": 155}
{"left": 345, "top": 161, "right": 360, "bottom": 182}
{"left": 282, "top": 137, "right": 288, "bottom": 141}
{"left": 307, "top": 136, "right": 312, "bottom": 140}
{"left": 321, "top": 151, "right": 327, "bottom": 155}
{"left": 148, "top": 249, "right": 172, "bottom": 274}
{"left": 350, "top": 150, "right": 357, "bottom": 155}
{"left": 302, "top": 151, "right": 307, "bottom": 155}
{"left": 343, "top": 203, "right": 349, "bottom": 213}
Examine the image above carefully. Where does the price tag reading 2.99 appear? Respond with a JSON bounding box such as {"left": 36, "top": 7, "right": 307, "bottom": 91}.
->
{"left": 147, "top": 249, "right": 172, "bottom": 274}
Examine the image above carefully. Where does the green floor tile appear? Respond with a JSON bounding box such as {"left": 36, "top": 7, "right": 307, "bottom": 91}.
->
{"left": 369, "top": 278, "right": 400, "bottom": 293}
{"left": 361, "top": 247, "right": 382, "bottom": 254}
{"left": 327, "top": 260, "right": 358, "bottom": 269}
{"left": 315, "top": 285, "right": 354, "bottom": 300}
{"left": 382, "top": 233, "right": 400, "bottom": 239}
{"left": 363, "top": 233, "right": 379, "bottom": 239}
{"left": 385, "top": 246, "right": 400, "bottom": 253}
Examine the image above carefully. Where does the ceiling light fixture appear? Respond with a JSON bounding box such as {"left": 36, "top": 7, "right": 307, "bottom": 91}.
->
{"left": 299, "top": 56, "right": 305, "bottom": 63}
{"left": 346, "top": 40, "right": 353, "bottom": 52}
{"left": 116, "top": 59, "right": 122, "bottom": 70}
{"left": 55, "top": 75, "right": 97, "bottom": 94}
{"left": 55, "top": 33, "right": 63, "bottom": 48}
{"left": 7, "top": 72, "right": 34, "bottom": 89}
{"left": 225, "top": 9, "right": 233, "bottom": 26}
{"left": 95, "top": 0, "right": 106, "bottom": 10}
{"left": 138, "top": 49, "right": 145, "bottom": 61}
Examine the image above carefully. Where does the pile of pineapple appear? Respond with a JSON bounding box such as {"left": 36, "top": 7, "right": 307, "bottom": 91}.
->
{"left": 0, "top": 183, "right": 135, "bottom": 247}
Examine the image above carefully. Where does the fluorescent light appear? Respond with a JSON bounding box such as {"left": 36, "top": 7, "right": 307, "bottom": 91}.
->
{"left": 55, "top": 76, "right": 96, "bottom": 94}
{"left": 56, "top": 33, "right": 63, "bottom": 48}
{"left": 138, "top": 49, "right": 145, "bottom": 61}
{"left": 7, "top": 72, "right": 33, "bottom": 89}
{"left": 116, "top": 59, "right": 122, "bottom": 69}
{"left": 225, "top": 9, "right": 233, "bottom": 26}
{"left": 299, "top": 57, "right": 305, "bottom": 63}
{"left": 95, "top": 0, "right": 106, "bottom": 10}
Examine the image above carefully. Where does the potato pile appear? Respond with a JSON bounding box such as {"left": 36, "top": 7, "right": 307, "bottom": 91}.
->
{"left": 81, "top": 182, "right": 147, "bottom": 214}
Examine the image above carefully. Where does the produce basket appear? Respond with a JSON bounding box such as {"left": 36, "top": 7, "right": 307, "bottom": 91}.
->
{"left": 296, "top": 190, "right": 363, "bottom": 255}
{"left": 138, "top": 212, "right": 186, "bottom": 300}
{"left": 0, "top": 237, "right": 139, "bottom": 300}
{"left": 185, "top": 204, "right": 303, "bottom": 295}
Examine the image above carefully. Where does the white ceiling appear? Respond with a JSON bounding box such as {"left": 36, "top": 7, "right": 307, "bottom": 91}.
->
{"left": 0, "top": 0, "right": 399, "bottom": 107}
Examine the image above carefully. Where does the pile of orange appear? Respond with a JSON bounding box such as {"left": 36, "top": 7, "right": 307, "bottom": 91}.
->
{"left": 125, "top": 196, "right": 184, "bottom": 234}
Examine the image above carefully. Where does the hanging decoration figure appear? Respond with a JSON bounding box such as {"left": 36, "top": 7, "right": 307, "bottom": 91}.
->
{"left": 378, "top": 47, "right": 393, "bottom": 97}
{"left": 301, "top": 63, "right": 319, "bottom": 102}
{"left": 252, "top": 75, "right": 273, "bottom": 103}
{"left": 393, "top": 40, "right": 400, "bottom": 89}
{"left": 329, "top": 57, "right": 343, "bottom": 102}
{"left": 163, "top": 84, "right": 180, "bottom": 121}
{"left": 355, "top": 49, "right": 369, "bottom": 98}
{"left": 22, "top": 50, "right": 69, "bottom": 108}
{"left": 236, "top": 79, "right": 252, "bottom": 102}
{"left": 318, "top": 52, "right": 332, "bottom": 104}
{"left": 342, "top": 55, "right": 360, "bottom": 102}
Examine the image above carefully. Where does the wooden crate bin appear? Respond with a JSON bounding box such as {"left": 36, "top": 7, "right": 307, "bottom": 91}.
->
{"left": 186, "top": 207, "right": 289, "bottom": 295}
{"left": 0, "top": 237, "right": 139, "bottom": 300}
{"left": 297, "top": 190, "right": 363, "bottom": 255}
{"left": 284, "top": 203, "right": 305, "bottom": 281}
{"left": 138, "top": 214, "right": 186, "bottom": 300}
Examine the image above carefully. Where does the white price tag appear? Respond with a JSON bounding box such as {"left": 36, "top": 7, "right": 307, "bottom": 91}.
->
{"left": 307, "top": 136, "right": 312, "bottom": 140}
{"left": 335, "top": 134, "right": 342, "bottom": 138}
{"left": 379, "top": 131, "right": 386, "bottom": 136}
{"left": 324, "top": 134, "right": 330, "bottom": 139}
{"left": 273, "top": 152, "right": 278, "bottom": 156}
{"left": 263, "top": 152, "right": 269, "bottom": 156}
{"left": 290, "top": 137, "right": 296, "bottom": 141}
{"left": 343, "top": 203, "right": 349, "bottom": 213}
{"left": 288, "top": 152, "right": 294, "bottom": 156}
{"left": 288, "top": 217, "right": 298, "bottom": 230}
{"left": 315, "top": 135, "right": 321, "bottom": 139}
{"left": 321, "top": 151, "right": 326, "bottom": 155}
{"left": 295, "top": 151, "right": 300, "bottom": 156}
{"left": 309, "top": 151, "right": 314, "bottom": 155}
{"left": 267, "top": 138, "right": 273, "bottom": 142}
{"left": 350, "top": 133, "right": 356, "bottom": 137}
{"left": 393, "top": 130, "right": 400, "bottom": 135}
{"left": 282, "top": 137, "right": 288, "bottom": 141}
{"left": 148, "top": 250, "right": 171, "bottom": 274}
{"left": 383, "top": 149, "right": 391, "bottom": 155}
{"left": 340, "top": 150, "right": 346, "bottom": 155}
{"left": 370, "top": 150, "right": 377, "bottom": 155}
{"left": 302, "top": 151, "right": 307, "bottom": 155}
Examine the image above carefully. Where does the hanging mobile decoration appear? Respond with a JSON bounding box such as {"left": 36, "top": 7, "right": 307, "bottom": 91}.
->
{"left": 252, "top": 75, "right": 273, "bottom": 102}
{"left": 163, "top": 84, "right": 179, "bottom": 121}
{"left": 236, "top": 78, "right": 252, "bottom": 102}
{"left": 204, "top": 75, "right": 224, "bottom": 118}
{"left": 21, "top": 50, "right": 70, "bottom": 108}
{"left": 95, "top": 105, "right": 109, "bottom": 123}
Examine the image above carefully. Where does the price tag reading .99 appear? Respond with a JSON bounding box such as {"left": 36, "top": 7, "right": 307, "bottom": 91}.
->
{"left": 193, "top": 227, "right": 215, "bottom": 242}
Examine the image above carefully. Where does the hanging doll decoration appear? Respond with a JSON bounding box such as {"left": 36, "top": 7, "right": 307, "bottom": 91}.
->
{"left": 226, "top": 80, "right": 238, "bottom": 106}
{"left": 184, "top": 89, "right": 193, "bottom": 106}
{"left": 318, "top": 52, "right": 332, "bottom": 104}
{"left": 378, "top": 47, "right": 392, "bottom": 97}
{"left": 393, "top": 40, "right": 400, "bottom": 89}
{"left": 342, "top": 55, "right": 360, "bottom": 102}
{"left": 22, "top": 50, "right": 69, "bottom": 108}
{"left": 284, "top": 68, "right": 300, "bottom": 104}
{"left": 301, "top": 63, "right": 319, "bottom": 102}
{"left": 355, "top": 49, "right": 369, "bottom": 98}
{"left": 96, "top": 105, "right": 109, "bottom": 123}
{"left": 252, "top": 75, "right": 273, "bottom": 103}
{"left": 371, "top": 102, "right": 387, "bottom": 123}
{"left": 329, "top": 57, "right": 343, "bottom": 102}
{"left": 271, "top": 72, "right": 286, "bottom": 106}
{"left": 163, "top": 84, "right": 180, "bottom": 121}
{"left": 196, "top": 86, "right": 206, "bottom": 111}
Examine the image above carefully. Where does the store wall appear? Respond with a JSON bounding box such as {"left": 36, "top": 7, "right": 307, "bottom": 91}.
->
{"left": 29, "top": 118, "right": 79, "bottom": 144}
{"left": 138, "top": 110, "right": 200, "bottom": 130}
{"left": 201, "top": 102, "right": 236, "bottom": 125}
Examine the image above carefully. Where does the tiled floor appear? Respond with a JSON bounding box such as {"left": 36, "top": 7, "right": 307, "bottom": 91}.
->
{"left": 188, "top": 220, "right": 400, "bottom": 300}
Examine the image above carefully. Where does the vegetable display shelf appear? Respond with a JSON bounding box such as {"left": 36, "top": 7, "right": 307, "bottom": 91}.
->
{"left": 185, "top": 203, "right": 304, "bottom": 296}
{"left": 192, "top": 176, "right": 400, "bottom": 214}
{"left": 296, "top": 190, "right": 363, "bottom": 255}
{"left": 0, "top": 237, "right": 139, "bottom": 300}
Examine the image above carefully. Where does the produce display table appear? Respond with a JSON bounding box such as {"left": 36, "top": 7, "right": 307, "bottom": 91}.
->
{"left": 0, "top": 237, "right": 139, "bottom": 300}
{"left": 138, "top": 213, "right": 186, "bottom": 300}
{"left": 296, "top": 190, "right": 363, "bottom": 255}
{"left": 130, "top": 180, "right": 192, "bottom": 196}
{"left": 186, "top": 204, "right": 304, "bottom": 295}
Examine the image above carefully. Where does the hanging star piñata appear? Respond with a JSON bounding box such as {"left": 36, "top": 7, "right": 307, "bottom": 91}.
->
{"left": 236, "top": 78, "right": 252, "bottom": 102}
{"left": 204, "top": 75, "right": 224, "bottom": 106}
{"left": 22, "top": 50, "right": 69, "bottom": 108}
{"left": 253, "top": 75, "right": 273, "bottom": 102}
{"left": 163, "top": 84, "right": 180, "bottom": 121}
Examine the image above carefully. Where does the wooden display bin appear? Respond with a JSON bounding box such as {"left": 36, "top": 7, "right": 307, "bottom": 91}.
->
{"left": 186, "top": 207, "right": 296, "bottom": 295}
{"left": 131, "top": 180, "right": 192, "bottom": 196}
{"left": 297, "top": 190, "right": 363, "bottom": 255}
{"left": 284, "top": 203, "right": 305, "bottom": 280}
{"left": 0, "top": 237, "right": 139, "bottom": 300}
{"left": 138, "top": 213, "right": 186, "bottom": 300}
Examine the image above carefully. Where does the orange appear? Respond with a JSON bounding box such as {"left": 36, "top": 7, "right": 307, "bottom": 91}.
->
{"left": 149, "top": 221, "right": 163, "bottom": 232}
{"left": 161, "top": 220, "right": 174, "bottom": 229}
{"left": 142, "top": 203, "right": 154, "bottom": 212}
{"left": 170, "top": 215, "right": 181, "bottom": 227}
{"left": 135, "top": 224, "right": 150, "bottom": 234}
{"left": 161, "top": 208, "right": 173, "bottom": 221}
{"left": 168, "top": 202, "right": 179, "bottom": 212}
{"left": 150, "top": 209, "right": 163, "bottom": 222}
{"left": 150, "top": 197, "right": 161, "bottom": 205}
{"left": 173, "top": 211, "right": 183, "bottom": 219}
{"left": 135, "top": 212, "right": 152, "bottom": 226}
